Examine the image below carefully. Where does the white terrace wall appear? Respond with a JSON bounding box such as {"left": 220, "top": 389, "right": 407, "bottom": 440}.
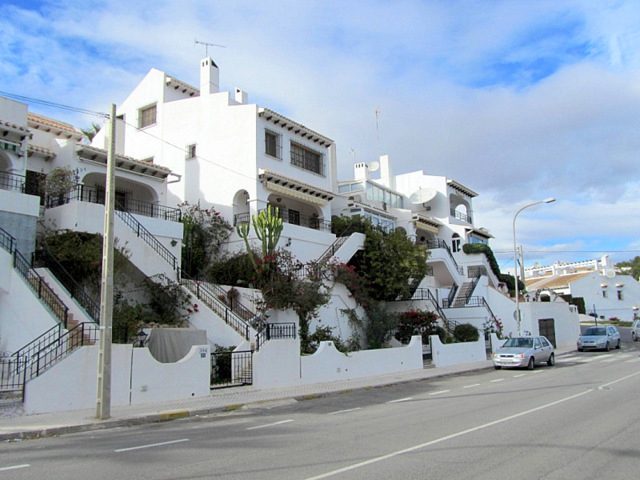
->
{"left": 519, "top": 301, "right": 581, "bottom": 348}
{"left": 430, "top": 335, "right": 487, "bottom": 368}
{"left": 252, "top": 335, "right": 423, "bottom": 388}
{"left": 24, "top": 343, "right": 210, "bottom": 415}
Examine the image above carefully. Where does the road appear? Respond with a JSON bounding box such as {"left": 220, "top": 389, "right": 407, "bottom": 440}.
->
{"left": 2, "top": 343, "right": 640, "bottom": 479}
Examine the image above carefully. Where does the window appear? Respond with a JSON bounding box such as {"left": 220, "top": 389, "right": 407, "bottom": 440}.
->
{"left": 617, "top": 290, "right": 624, "bottom": 300}
{"left": 452, "top": 233, "right": 461, "bottom": 253}
{"left": 139, "top": 104, "right": 157, "bottom": 128}
{"left": 602, "top": 290, "right": 608, "bottom": 298}
{"left": 187, "top": 144, "right": 197, "bottom": 159}
{"left": 290, "top": 142, "right": 323, "bottom": 175}
{"left": 288, "top": 209, "right": 300, "bottom": 225}
{"left": 265, "top": 130, "right": 281, "bottom": 159}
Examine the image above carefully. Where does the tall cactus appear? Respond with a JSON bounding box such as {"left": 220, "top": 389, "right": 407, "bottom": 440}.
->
{"left": 236, "top": 205, "right": 283, "bottom": 273}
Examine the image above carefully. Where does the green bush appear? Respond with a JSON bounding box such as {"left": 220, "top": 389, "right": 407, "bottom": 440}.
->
{"left": 453, "top": 323, "right": 479, "bottom": 342}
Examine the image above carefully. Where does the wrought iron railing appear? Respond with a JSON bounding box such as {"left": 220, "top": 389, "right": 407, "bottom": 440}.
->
{"left": 425, "top": 238, "right": 463, "bottom": 275}
{"left": 235, "top": 209, "right": 331, "bottom": 232}
{"left": 45, "top": 184, "right": 182, "bottom": 222}
{"left": 1, "top": 323, "right": 98, "bottom": 395}
{"left": 256, "top": 322, "right": 297, "bottom": 351}
{"left": 0, "top": 171, "right": 26, "bottom": 193}
{"left": 0, "top": 227, "right": 16, "bottom": 253}
{"left": 450, "top": 208, "right": 472, "bottom": 224}
{"left": 211, "top": 349, "right": 253, "bottom": 388}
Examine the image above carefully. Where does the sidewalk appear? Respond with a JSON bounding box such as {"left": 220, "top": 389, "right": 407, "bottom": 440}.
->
{"left": 0, "top": 360, "right": 496, "bottom": 442}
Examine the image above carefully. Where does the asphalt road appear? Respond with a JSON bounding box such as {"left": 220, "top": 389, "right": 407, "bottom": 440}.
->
{"left": 2, "top": 343, "right": 640, "bottom": 479}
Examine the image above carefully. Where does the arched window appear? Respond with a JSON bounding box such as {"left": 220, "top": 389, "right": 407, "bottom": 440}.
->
{"left": 451, "top": 233, "right": 461, "bottom": 253}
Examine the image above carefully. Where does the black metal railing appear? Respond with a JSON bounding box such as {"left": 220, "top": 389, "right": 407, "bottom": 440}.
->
{"left": 445, "top": 285, "right": 458, "bottom": 309}
{"left": 211, "top": 349, "right": 253, "bottom": 388}
{"left": 425, "top": 239, "right": 463, "bottom": 275}
{"left": 0, "top": 227, "right": 16, "bottom": 254}
{"left": 1, "top": 323, "right": 98, "bottom": 395}
{"left": 399, "top": 288, "right": 449, "bottom": 326}
{"left": 450, "top": 209, "right": 472, "bottom": 224}
{"left": 13, "top": 249, "right": 70, "bottom": 327}
{"left": 0, "top": 171, "right": 26, "bottom": 193}
{"left": 235, "top": 209, "right": 331, "bottom": 232}
{"left": 114, "top": 207, "right": 179, "bottom": 272}
{"left": 180, "top": 276, "right": 252, "bottom": 340}
{"left": 256, "top": 322, "right": 297, "bottom": 351}
{"left": 45, "top": 184, "right": 182, "bottom": 222}
{"left": 32, "top": 247, "right": 100, "bottom": 324}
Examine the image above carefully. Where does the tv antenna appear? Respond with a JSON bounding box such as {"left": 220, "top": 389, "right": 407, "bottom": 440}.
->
{"left": 194, "top": 39, "right": 226, "bottom": 57}
{"left": 375, "top": 107, "right": 381, "bottom": 159}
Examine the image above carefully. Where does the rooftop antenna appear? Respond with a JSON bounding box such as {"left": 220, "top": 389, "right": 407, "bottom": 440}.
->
{"left": 375, "top": 107, "right": 381, "bottom": 160}
{"left": 349, "top": 147, "right": 356, "bottom": 162}
{"left": 194, "top": 39, "right": 226, "bottom": 57}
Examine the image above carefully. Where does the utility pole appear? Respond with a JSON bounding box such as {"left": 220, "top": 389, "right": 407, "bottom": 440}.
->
{"left": 96, "top": 104, "right": 116, "bottom": 420}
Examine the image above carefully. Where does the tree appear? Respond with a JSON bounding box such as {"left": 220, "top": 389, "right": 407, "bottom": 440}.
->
{"left": 616, "top": 256, "right": 640, "bottom": 280}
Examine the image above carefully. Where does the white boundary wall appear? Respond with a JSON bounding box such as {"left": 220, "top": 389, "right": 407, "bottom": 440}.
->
{"left": 430, "top": 335, "right": 487, "bottom": 367}
{"left": 24, "top": 344, "right": 210, "bottom": 415}
{"left": 253, "top": 335, "right": 423, "bottom": 388}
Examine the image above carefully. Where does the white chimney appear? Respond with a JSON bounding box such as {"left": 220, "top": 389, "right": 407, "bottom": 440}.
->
{"left": 354, "top": 162, "right": 370, "bottom": 180}
{"left": 234, "top": 87, "right": 248, "bottom": 104}
{"left": 200, "top": 57, "right": 219, "bottom": 95}
{"left": 379, "top": 154, "right": 394, "bottom": 189}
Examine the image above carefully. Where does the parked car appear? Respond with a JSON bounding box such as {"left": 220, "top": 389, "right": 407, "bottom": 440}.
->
{"left": 577, "top": 325, "right": 621, "bottom": 351}
{"left": 492, "top": 336, "right": 555, "bottom": 370}
{"left": 631, "top": 320, "right": 640, "bottom": 342}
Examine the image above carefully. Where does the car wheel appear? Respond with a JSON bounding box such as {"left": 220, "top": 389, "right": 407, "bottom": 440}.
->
{"left": 577, "top": 347, "right": 583, "bottom": 352}
{"left": 547, "top": 353, "right": 555, "bottom": 366}
{"left": 605, "top": 342, "right": 610, "bottom": 352}
{"left": 633, "top": 332, "right": 637, "bottom": 342}
{"left": 527, "top": 357, "right": 535, "bottom": 370}
{"left": 616, "top": 340, "right": 621, "bottom": 349}
{"left": 494, "top": 366, "right": 501, "bottom": 370}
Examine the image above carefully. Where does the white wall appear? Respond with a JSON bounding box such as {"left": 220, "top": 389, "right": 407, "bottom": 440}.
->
{"left": 520, "top": 301, "right": 581, "bottom": 348}
{"left": 24, "top": 343, "right": 210, "bottom": 414}
{"left": 430, "top": 335, "right": 488, "bottom": 367}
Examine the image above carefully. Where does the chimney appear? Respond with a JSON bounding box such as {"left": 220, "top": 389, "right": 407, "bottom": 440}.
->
{"left": 379, "top": 154, "right": 395, "bottom": 189}
{"left": 234, "top": 87, "right": 248, "bottom": 104}
{"left": 354, "top": 162, "right": 369, "bottom": 181}
{"left": 200, "top": 57, "right": 219, "bottom": 95}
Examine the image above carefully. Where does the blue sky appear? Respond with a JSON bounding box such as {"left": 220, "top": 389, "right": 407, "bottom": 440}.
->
{"left": 2, "top": 0, "right": 640, "bottom": 270}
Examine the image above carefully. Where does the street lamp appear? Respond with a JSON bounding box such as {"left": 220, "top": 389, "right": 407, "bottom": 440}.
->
{"left": 513, "top": 197, "right": 556, "bottom": 335}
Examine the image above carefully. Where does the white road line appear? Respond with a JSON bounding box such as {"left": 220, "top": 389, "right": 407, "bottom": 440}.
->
{"left": 463, "top": 384, "right": 481, "bottom": 389}
{"left": 490, "top": 378, "right": 504, "bottom": 383}
{"left": 532, "top": 370, "right": 543, "bottom": 374}
{"left": 115, "top": 438, "right": 189, "bottom": 453}
{"left": 0, "top": 464, "right": 30, "bottom": 472}
{"left": 598, "top": 370, "right": 640, "bottom": 390}
{"left": 304, "top": 390, "right": 592, "bottom": 480}
{"left": 513, "top": 374, "right": 525, "bottom": 378}
{"left": 429, "top": 390, "right": 450, "bottom": 396}
{"left": 387, "top": 397, "right": 413, "bottom": 404}
{"left": 246, "top": 419, "right": 294, "bottom": 430}
{"left": 328, "top": 408, "right": 362, "bottom": 415}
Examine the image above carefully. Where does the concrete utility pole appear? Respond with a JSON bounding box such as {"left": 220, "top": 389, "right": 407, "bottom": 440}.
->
{"left": 96, "top": 104, "right": 116, "bottom": 420}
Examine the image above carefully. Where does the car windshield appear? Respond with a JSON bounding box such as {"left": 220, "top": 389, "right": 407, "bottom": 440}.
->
{"left": 583, "top": 327, "right": 606, "bottom": 336}
{"left": 503, "top": 338, "right": 533, "bottom": 348}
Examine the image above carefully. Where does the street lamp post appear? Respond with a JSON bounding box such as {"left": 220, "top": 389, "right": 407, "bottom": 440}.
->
{"left": 513, "top": 198, "right": 556, "bottom": 335}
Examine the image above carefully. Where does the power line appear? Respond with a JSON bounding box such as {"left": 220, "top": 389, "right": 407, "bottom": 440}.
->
{"left": 0, "top": 91, "right": 108, "bottom": 118}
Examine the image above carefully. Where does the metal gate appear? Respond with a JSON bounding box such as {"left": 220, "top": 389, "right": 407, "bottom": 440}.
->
{"left": 538, "top": 318, "right": 556, "bottom": 347}
{"left": 211, "top": 349, "right": 253, "bottom": 389}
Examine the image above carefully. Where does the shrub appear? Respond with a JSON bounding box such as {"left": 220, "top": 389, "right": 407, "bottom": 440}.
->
{"left": 453, "top": 323, "right": 479, "bottom": 342}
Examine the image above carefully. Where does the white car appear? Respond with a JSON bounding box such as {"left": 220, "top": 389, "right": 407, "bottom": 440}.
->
{"left": 631, "top": 320, "right": 640, "bottom": 342}
{"left": 492, "top": 336, "right": 555, "bottom": 370}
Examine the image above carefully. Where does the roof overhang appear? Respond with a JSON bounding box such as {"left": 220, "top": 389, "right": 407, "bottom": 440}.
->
{"left": 28, "top": 144, "right": 56, "bottom": 161}
{"left": 466, "top": 227, "right": 494, "bottom": 239}
{"left": 77, "top": 145, "right": 175, "bottom": 181}
{"left": 27, "top": 113, "right": 84, "bottom": 141}
{"left": 258, "top": 108, "right": 333, "bottom": 147}
{"left": 0, "top": 119, "right": 32, "bottom": 140}
{"left": 447, "top": 179, "right": 477, "bottom": 197}
{"left": 259, "top": 170, "right": 334, "bottom": 206}
{"left": 413, "top": 214, "right": 441, "bottom": 234}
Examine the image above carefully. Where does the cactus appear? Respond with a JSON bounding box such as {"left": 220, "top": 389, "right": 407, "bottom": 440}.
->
{"left": 236, "top": 205, "right": 283, "bottom": 273}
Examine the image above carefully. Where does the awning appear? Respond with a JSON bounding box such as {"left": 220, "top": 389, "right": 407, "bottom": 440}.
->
{"left": 265, "top": 181, "right": 329, "bottom": 206}
{"left": 413, "top": 214, "right": 441, "bottom": 234}
{"left": 259, "top": 170, "right": 334, "bottom": 206}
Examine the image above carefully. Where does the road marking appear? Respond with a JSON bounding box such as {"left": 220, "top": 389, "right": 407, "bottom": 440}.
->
{"left": 115, "top": 438, "right": 189, "bottom": 453}
{"left": 602, "top": 357, "right": 619, "bottom": 363}
{"left": 387, "top": 397, "right": 413, "bottom": 403}
{"left": 513, "top": 374, "right": 525, "bottom": 378}
{"left": 0, "top": 465, "right": 30, "bottom": 472}
{"left": 429, "top": 390, "right": 450, "bottom": 396}
{"left": 532, "top": 370, "right": 543, "bottom": 374}
{"left": 246, "top": 419, "right": 294, "bottom": 430}
{"left": 463, "top": 384, "right": 481, "bottom": 389}
{"left": 304, "top": 389, "right": 592, "bottom": 480}
{"left": 490, "top": 378, "right": 504, "bottom": 383}
{"left": 598, "top": 370, "right": 640, "bottom": 390}
{"left": 328, "top": 408, "right": 362, "bottom": 415}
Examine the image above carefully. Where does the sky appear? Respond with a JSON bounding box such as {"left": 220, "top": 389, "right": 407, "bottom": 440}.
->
{"left": 2, "top": 0, "right": 640, "bottom": 272}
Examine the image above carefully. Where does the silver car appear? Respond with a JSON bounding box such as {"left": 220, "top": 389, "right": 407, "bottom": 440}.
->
{"left": 577, "top": 325, "right": 621, "bottom": 351}
{"left": 492, "top": 336, "right": 555, "bottom": 370}
{"left": 631, "top": 320, "right": 640, "bottom": 342}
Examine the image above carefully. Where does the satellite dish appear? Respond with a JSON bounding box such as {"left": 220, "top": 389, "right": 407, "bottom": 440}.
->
{"left": 409, "top": 187, "right": 437, "bottom": 205}
{"left": 368, "top": 161, "right": 380, "bottom": 172}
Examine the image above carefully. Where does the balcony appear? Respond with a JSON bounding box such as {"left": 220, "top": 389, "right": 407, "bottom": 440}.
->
{"left": 234, "top": 208, "right": 331, "bottom": 232}
{"left": 450, "top": 208, "right": 472, "bottom": 224}
{"left": 45, "top": 184, "right": 182, "bottom": 222}
{"left": 0, "top": 171, "right": 26, "bottom": 193}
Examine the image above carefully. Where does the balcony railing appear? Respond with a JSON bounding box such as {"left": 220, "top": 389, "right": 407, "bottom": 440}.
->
{"left": 451, "top": 208, "right": 472, "bottom": 224}
{"left": 46, "top": 184, "right": 182, "bottom": 222}
{"left": 0, "top": 171, "right": 26, "bottom": 193}
{"left": 234, "top": 209, "right": 331, "bottom": 232}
